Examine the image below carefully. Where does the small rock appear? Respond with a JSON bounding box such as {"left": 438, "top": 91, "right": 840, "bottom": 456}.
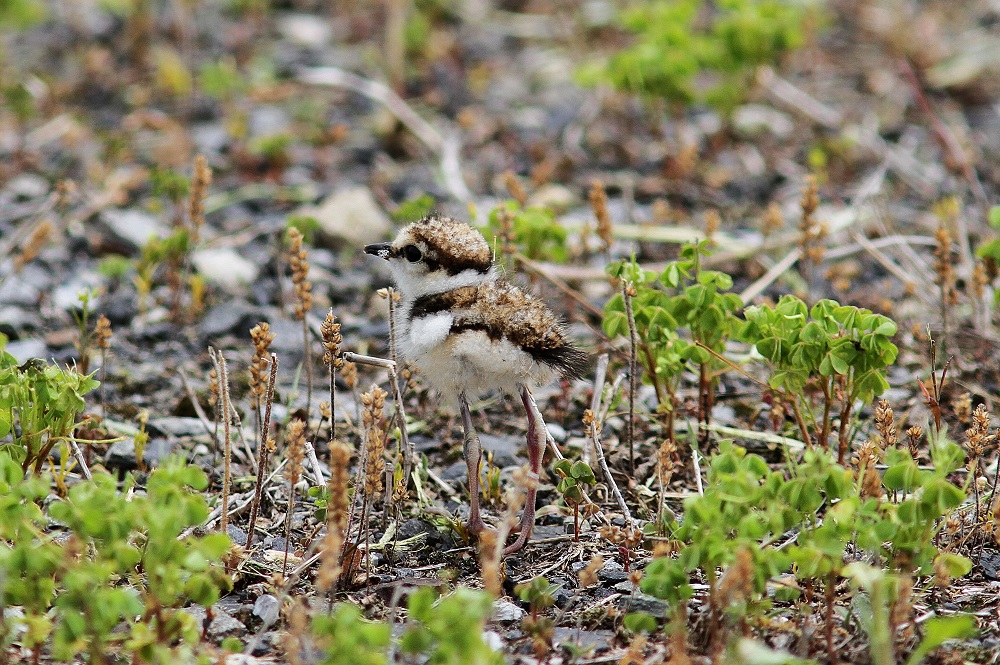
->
{"left": 253, "top": 594, "right": 281, "bottom": 626}
{"left": 6, "top": 173, "right": 49, "bottom": 199}
{"left": 598, "top": 560, "right": 627, "bottom": 582}
{"left": 200, "top": 301, "right": 262, "bottom": 338}
{"left": 192, "top": 247, "right": 260, "bottom": 292}
{"left": 483, "top": 630, "right": 504, "bottom": 652}
{"left": 397, "top": 518, "right": 438, "bottom": 541}
{"left": 248, "top": 106, "right": 290, "bottom": 139}
{"left": 526, "top": 183, "right": 575, "bottom": 213}
{"left": 613, "top": 580, "right": 636, "bottom": 594}
{"left": 226, "top": 525, "right": 248, "bottom": 546}
{"left": 101, "top": 208, "right": 167, "bottom": 250}
{"left": 191, "top": 123, "right": 230, "bottom": 155}
{"left": 617, "top": 592, "right": 668, "bottom": 618}
{"left": 3, "top": 339, "right": 48, "bottom": 364}
{"left": 732, "top": 104, "right": 794, "bottom": 139}
{"left": 147, "top": 417, "right": 206, "bottom": 438}
{"left": 277, "top": 13, "right": 332, "bottom": 48}
{"left": 492, "top": 599, "right": 525, "bottom": 623}
{"left": 546, "top": 423, "right": 567, "bottom": 443}
{"left": 301, "top": 187, "right": 393, "bottom": 247}
{"left": 184, "top": 605, "right": 245, "bottom": 639}
{"left": 0, "top": 268, "right": 44, "bottom": 306}
{"left": 439, "top": 462, "right": 467, "bottom": 483}
{"left": 52, "top": 272, "right": 104, "bottom": 312}
{"left": 980, "top": 550, "right": 1000, "bottom": 581}
{"left": 553, "top": 627, "right": 615, "bottom": 652}
{"left": 481, "top": 433, "right": 524, "bottom": 468}
{"left": 104, "top": 437, "right": 173, "bottom": 471}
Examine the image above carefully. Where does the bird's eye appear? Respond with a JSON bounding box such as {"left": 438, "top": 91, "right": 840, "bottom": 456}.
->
{"left": 403, "top": 245, "right": 422, "bottom": 262}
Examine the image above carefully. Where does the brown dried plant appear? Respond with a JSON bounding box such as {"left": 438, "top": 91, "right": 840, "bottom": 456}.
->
{"left": 188, "top": 155, "right": 211, "bottom": 243}
{"left": 853, "top": 439, "right": 883, "bottom": 500}
{"left": 362, "top": 386, "right": 388, "bottom": 499}
{"left": 497, "top": 204, "right": 516, "bottom": 269}
{"left": 798, "top": 175, "right": 827, "bottom": 294}
{"left": 282, "top": 419, "right": 307, "bottom": 576}
{"left": 13, "top": 220, "right": 53, "bottom": 271}
{"left": 905, "top": 425, "right": 924, "bottom": 457}
{"left": 321, "top": 310, "right": 344, "bottom": 439}
{"left": 287, "top": 227, "right": 315, "bottom": 418}
{"left": 965, "top": 403, "right": 993, "bottom": 525}
{"left": 703, "top": 209, "right": 720, "bottom": 245}
{"left": 502, "top": 169, "right": 527, "bottom": 206}
{"left": 933, "top": 222, "right": 957, "bottom": 348}
{"left": 247, "top": 353, "right": 278, "bottom": 548}
{"left": 478, "top": 529, "right": 501, "bottom": 597}
{"left": 281, "top": 596, "right": 308, "bottom": 665}
{"left": 359, "top": 385, "right": 388, "bottom": 576}
{"left": 94, "top": 314, "right": 112, "bottom": 419}
{"left": 761, "top": 201, "right": 784, "bottom": 237}
{"left": 317, "top": 441, "right": 352, "bottom": 593}
{"left": 874, "top": 399, "right": 897, "bottom": 450}
{"left": 578, "top": 555, "right": 603, "bottom": 589}
{"left": 250, "top": 322, "right": 276, "bottom": 431}
{"left": 589, "top": 180, "right": 613, "bottom": 252}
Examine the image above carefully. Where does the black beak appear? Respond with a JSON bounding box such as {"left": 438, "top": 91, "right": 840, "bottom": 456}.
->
{"left": 364, "top": 243, "right": 393, "bottom": 260}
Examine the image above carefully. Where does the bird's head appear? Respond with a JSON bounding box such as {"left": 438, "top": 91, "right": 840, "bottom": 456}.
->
{"left": 365, "top": 213, "right": 494, "bottom": 298}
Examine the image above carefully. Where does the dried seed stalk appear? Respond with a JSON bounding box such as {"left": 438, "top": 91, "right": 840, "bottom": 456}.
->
{"left": 321, "top": 310, "right": 344, "bottom": 439}
{"left": 589, "top": 180, "right": 613, "bottom": 252}
{"left": 287, "top": 227, "right": 314, "bottom": 418}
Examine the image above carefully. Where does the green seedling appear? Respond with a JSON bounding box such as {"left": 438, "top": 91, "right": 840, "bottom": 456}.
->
{"left": 739, "top": 295, "right": 898, "bottom": 461}
{"left": 604, "top": 241, "right": 743, "bottom": 448}
{"left": 312, "top": 603, "right": 391, "bottom": 665}
{"left": 400, "top": 586, "right": 501, "bottom": 665}
{"left": 486, "top": 200, "right": 569, "bottom": 265}
{"left": 553, "top": 459, "right": 596, "bottom": 541}
{"left": 0, "top": 453, "right": 232, "bottom": 663}
{"left": 392, "top": 193, "right": 436, "bottom": 223}
{"left": 580, "top": 0, "right": 815, "bottom": 115}
{"left": 0, "top": 340, "right": 99, "bottom": 475}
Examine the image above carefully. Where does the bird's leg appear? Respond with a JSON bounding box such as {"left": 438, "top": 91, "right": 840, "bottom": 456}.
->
{"left": 505, "top": 383, "right": 545, "bottom": 554}
{"left": 459, "top": 392, "right": 489, "bottom": 537}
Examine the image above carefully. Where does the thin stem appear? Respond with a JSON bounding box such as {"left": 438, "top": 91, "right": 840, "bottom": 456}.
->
{"left": 247, "top": 354, "right": 278, "bottom": 546}
{"left": 219, "top": 353, "right": 232, "bottom": 533}
{"left": 623, "top": 281, "right": 638, "bottom": 475}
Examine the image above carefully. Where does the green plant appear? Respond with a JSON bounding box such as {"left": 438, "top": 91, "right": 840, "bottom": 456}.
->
{"left": 0, "top": 339, "right": 100, "bottom": 474}
{"left": 582, "top": 0, "right": 815, "bottom": 114}
{"left": 553, "top": 459, "right": 596, "bottom": 541}
{"left": 739, "top": 295, "right": 898, "bottom": 461}
{"left": 392, "top": 193, "right": 436, "bottom": 223}
{"left": 0, "top": 0, "right": 45, "bottom": 27}
{"left": 640, "top": 438, "right": 970, "bottom": 663}
{"left": 312, "top": 603, "right": 391, "bottom": 665}
{"left": 400, "top": 586, "right": 501, "bottom": 665}
{"left": 0, "top": 453, "right": 232, "bottom": 663}
{"left": 604, "top": 241, "right": 743, "bottom": 448}
{"left": 514, "top": 577, "right": 558, "bottom": 658}
{"left": 486, "top": 200, "right": 569, "bottom": 264}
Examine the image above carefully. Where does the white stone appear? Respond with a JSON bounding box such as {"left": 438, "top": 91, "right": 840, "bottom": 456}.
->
{"left": 732, "top": 104, "right": 795, "bottom": 139}
{"left": 277, "top": 13, "right": 332, "bottom": 48}
{"left": 101, "top": 208, "right": 167, "bottom": 250}
{"left": 492, "top": 598, "right": 525, "bottom": 623}
{"left": 299, "top": 186, "right": 393, "bottom": 247}
{"left": 191, "top": 247, "right": 259, "bottom": 292}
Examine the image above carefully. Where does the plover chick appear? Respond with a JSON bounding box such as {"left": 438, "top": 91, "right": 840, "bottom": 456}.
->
{"left": 365, "top": 213, "right": 587, "bottom": 553}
